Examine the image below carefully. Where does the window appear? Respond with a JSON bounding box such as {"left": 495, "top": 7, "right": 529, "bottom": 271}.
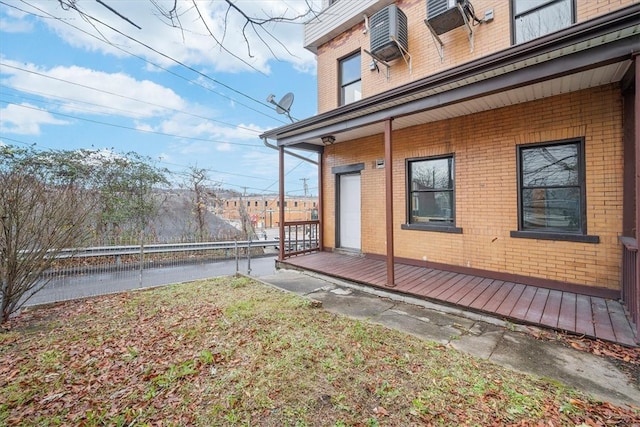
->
{"left": 512, "top": 0, "right": 575, "bottom": 44}
{"left": 402, "top": 155, "right": 461, "bottom": 233}
{"left": 513, "top": 139, "right": 597, "bottom": 242}
{"left": 339, "top": 52, "right": 361, "bottom": 106}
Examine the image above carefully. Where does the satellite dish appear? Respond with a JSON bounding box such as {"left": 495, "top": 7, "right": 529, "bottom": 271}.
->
{"left": 276, "top": 92, "right": 294, "bottom": 115}
{"left": 266, "top": 92, "right": 295, "bottom": 123}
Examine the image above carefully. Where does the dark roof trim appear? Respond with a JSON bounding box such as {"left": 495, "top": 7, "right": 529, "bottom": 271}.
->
{"left": 260, "top": 3, "right": 640, "bottom": 143}
{"left": 276, "top": 36, "right": 637, "bottom": 146}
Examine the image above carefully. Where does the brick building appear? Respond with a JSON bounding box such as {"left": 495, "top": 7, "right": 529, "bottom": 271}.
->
{"left": 261, "top": 1, "right": 639, "bottom": 338}
{"left": 221, "top": 196, "right": 318, "bottom": 228}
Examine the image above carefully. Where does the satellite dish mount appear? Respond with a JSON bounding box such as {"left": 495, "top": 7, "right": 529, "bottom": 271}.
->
{"left": 267, "top": 92, "right": 295, "bottom": 123}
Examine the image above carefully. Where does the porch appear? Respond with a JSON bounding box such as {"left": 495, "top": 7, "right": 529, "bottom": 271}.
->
{"left": 279, "top": 250, "right": 638, "bottom": 347}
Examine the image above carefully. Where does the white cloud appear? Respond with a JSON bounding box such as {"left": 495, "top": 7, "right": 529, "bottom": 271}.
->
{"left": 0, "top": 60, "right": 187, "bottom": 119}
{"left": 216, "top": 142, "right": 232, "bottom": 152}
{"left": 0, "top": 5, "right": 32, "bottom": 33}
{"left": 145, "top": 112, "right": 266, "bottom": 144}
{"left": 0, "top": 103, "right": 69, "bottom": 135}
{"left": 169, "top": 140, "right": 219, "bottom": 155}
{"left": 8, "top": 0, "right": 319, "bottom": 75}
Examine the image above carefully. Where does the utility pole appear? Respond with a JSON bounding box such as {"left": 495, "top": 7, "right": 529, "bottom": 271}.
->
{"left": 300, "top": 178, "right": 309, "bottom": 197}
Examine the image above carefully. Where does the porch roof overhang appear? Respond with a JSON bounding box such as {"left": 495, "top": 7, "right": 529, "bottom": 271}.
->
{"left": 260, "top": 4, "right": 640, "bottom": 151}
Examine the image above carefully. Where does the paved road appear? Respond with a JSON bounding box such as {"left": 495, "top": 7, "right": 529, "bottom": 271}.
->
{"left": 26, "top": 256, "right": 278, "bottom": 307}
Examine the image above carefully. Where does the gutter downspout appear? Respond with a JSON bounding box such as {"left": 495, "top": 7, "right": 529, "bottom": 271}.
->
{"left": 262, "top": 137, "right": 318, "bottom": 166}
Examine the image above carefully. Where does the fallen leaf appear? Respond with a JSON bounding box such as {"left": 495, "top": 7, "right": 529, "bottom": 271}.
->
{"left": 373, "top": 406, "right": 389, "bottom": 416}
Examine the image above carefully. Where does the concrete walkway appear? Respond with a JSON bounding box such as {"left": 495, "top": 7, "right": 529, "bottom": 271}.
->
{"left": 258, "top": 269, "right": 640, "bottom": 409}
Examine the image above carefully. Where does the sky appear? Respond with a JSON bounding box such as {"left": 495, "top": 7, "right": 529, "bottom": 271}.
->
{"left": 0, "top": 0, "right": 321, "bottom": 196}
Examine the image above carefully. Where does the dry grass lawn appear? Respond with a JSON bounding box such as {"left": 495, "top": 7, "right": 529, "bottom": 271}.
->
{"left": 1, "top": 276, "right": 638, "bottom": 426}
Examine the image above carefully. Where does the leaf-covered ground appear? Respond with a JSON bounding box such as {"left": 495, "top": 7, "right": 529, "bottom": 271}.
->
{"left": 1, "top": 277, "right": 639, "bottom": 426}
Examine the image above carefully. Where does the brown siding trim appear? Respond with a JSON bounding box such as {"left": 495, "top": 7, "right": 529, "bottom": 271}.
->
{"left": 364, "top": 253, "right": 620, "bottom": 300}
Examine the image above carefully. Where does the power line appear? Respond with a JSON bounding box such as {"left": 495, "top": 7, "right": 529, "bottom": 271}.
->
{"left": 15, "top": 0, "right": 292, "bottom": 118}
{"left": 1, "top": 101, "right": 265, "bottom": 148}
{"left": 0, "top": 85, "right": 262, "bottom": 136}
{"left": 4, "top": 0, "right": 292, "bottom": 124}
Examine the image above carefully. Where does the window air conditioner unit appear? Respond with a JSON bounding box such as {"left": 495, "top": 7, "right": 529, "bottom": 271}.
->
{"left": 426, "top": 0, "right": 465, "bottom": 35}
{"left": 369, "top": 5, "right": 408, "bottom": 62}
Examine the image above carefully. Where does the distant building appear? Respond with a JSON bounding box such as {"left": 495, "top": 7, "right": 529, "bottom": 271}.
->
{"left": 221, "top": 195, "right": 318, "bottom": 229}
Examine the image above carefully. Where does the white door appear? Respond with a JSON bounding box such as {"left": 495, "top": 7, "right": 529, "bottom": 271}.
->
{"left": 339, "top": 173, "right": 361, "bottom": 250}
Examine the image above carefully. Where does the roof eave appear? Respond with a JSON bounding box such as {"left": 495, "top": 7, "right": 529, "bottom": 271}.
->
{"left": 260, "top": 3, "right": 640, "bottom": 144}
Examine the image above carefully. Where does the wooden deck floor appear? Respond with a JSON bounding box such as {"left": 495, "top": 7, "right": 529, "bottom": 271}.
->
{"left": 280, "top": 252, "right": 638, "bottom": 347}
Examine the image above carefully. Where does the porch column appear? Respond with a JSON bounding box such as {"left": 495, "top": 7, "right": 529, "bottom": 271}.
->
{"left": 278, "top": 145, "right": 285, "bottom": 261}
{"left": 385, "top": 118, "right": 395, "bottom": 287}
{"left": 317, "top": 152, "right": 324, "bottom": 252}
{"left": 635, "top": 54, "right": 639, "bottom": 302}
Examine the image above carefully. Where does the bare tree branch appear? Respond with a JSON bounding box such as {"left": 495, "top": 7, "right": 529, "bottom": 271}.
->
{"left": 190, "top": 0, "right": 263, "bottom": 72}
{"left": 55, "top": 0, "right": 321, "bottom": 69}
{"left": 95, "top": 0, "right": 141, "bottom": 29}
{"left": 57, "top": 0, "right": 114, "bottom": 45}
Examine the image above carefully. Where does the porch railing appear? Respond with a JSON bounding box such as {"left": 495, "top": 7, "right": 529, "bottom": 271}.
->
{"left": 281, "top": 220, "right": 320, "bottom": 258}
{"left": 620, "top": 236, "right": 638, "bottom": 337}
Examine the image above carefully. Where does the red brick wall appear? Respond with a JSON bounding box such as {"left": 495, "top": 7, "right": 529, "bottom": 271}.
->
{"left": 322, "top": 84, "right": 624, "bottom": 289}
{"left": 316, "top": 0, "right": 635, "bottom": 113}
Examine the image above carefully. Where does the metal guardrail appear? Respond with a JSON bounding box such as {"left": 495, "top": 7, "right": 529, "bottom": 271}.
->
{"left": 53, "top": 239, "right": 281, "bottom": 259}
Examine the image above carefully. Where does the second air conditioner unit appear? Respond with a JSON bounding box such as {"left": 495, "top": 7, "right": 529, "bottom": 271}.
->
{"left": 369, "top": 4, "right": 408, "bottom": 62}
{"left": 426, "top": 0, "right": 466, "bottom": 35}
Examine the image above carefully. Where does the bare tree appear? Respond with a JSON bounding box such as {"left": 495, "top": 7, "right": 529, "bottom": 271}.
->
{"left": 0, "top": 146, "right": 96, "bottom": 323}
{"left": 0, "top": 146, "right": 169, "bottom": 323}
{"left": 56, "top": 0, "right": 320, "bottom": 72}
{"left": 186, "top": 166, "right": 221, "bottom": 242}
{"left": 88, "top": 151, "right": 169, "bottom": 244}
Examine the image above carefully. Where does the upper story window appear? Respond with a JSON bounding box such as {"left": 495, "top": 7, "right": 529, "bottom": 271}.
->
{"left": 402, "top": 154, "right": 461, "bottom": 234}
{"left": 339, "top": 52, "right": 361, "bottom": 106}
{"left": 512, "top": 0, "right": 575, "bottom": 44}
